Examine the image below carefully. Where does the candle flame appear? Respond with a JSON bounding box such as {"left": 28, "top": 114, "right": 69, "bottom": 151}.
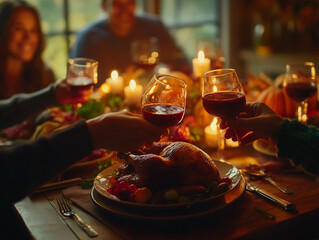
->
{"left": 213, "top": 85, "right": 218, "bottom": 92}
{"left": 210, "top": 117, "right": 218, "bottom": 131}
{"left": 111, "top": 70, "right": 118, "bottom": 80}
{"left": 101, "top": 82, "right": 111, "bottom": 94}
{"left": 198, "top": 50, "right": 205, "bottom": 62}
{"left": 129, "top": 79, "right": 136, "bottom": 89}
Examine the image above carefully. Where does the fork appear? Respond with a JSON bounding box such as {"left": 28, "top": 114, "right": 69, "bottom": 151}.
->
{"left": 56, "top": 194, "right": 98, "bottom": 237}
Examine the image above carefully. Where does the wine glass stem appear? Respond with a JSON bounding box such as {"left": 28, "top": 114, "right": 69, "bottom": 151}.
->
{"left": 298, "top": 101, "right": 308, "bottom": 123}
{"left": 72, "top": 103, "right": 78, "bottom": 121}
{"left": 217, "top": 122, "right": 226, "bottom": 159}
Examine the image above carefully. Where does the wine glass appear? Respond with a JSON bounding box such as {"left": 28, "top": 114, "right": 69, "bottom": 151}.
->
{"left": 141, "top": 73, "right": 187, "bottom": 128}
{"left": 283, "top": 62, "right": 317, "bottom": 123}
{"left": 202, "top": 69, "right": 246, "bottom": 157}
{"left": 131, "top": 37, "right": 159, "bottom": 72}
{"left": 66, "top": 58, "right": 98, "bottom": 117}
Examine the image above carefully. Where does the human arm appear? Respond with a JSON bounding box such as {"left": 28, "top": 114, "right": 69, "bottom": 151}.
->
{"left": 86, "top": 110, "right": 165, "bottom": 151}
{"left": 221, "top": 102, "right": 319, "bottom": 176}
{"left": 0, "top": 120, "right": 93, "bottom": 205}
{"left": 0, "top": 85, "right": 56, "bottom": 129}
{"left": 0, "top": 79, "right": 91, "bottom": 129}
{"left": 0, "top": 110, "right": 165, "bottom": 204}
{"left": 221, "top": 102, "right": 283, "bottom": 144}
{"left": 277, "top": 119, "right": 319, "bottom": 176}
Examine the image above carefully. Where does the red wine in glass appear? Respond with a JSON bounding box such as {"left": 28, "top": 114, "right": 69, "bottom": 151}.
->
{"left": 67, "top": 77, "right": 94, "bottom": 92}
{"left": 284, "top": 62, "right": 317, "bottom": 123}
{"left": 142, "top": 104, "right": 184, "bottom": 128}
{"left": 285, "top": 82, "right": 317, "bottom": 102}
{"left": 202, "top": 92, "right": 246, "bottom": 120}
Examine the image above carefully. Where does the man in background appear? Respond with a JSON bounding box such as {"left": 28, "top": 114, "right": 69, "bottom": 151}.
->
{"left": 71, "top": 0, "right": 189, "bottom": 86}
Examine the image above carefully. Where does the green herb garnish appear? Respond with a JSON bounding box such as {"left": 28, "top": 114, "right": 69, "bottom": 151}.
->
{"left": 81, "top": 160, "right": 113, "bottom": 189}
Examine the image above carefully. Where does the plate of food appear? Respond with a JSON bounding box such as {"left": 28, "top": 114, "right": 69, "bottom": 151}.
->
{"left": 93, "top": 141, "right": 243, "bottom": 212}
{"left": 91, "top": 176, "right": 245, "bottom": 221}
{"left": 253, "top": 139, "right": 277, "bottom": 157}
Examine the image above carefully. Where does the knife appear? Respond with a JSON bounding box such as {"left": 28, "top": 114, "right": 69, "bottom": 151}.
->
{"left": 246, "top": 182, "right": 296, "bottom": 211}
{"left": 33, "top": 178, "right": 82, "bottom": 193}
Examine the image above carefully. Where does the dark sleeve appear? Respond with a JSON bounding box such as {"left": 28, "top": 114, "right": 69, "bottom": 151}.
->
{"left": 277, "top": 119, "right": 319, "bottom": 177}
{"left": 0, "top": 120, "right": 93, "bottom": 204}
{"left": 0, "top": 85, "right": 56, "bottom": 129}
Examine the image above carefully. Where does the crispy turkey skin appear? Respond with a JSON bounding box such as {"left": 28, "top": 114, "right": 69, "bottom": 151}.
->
{"left": 117, "top": 142, "right": 221, "bottom": 189}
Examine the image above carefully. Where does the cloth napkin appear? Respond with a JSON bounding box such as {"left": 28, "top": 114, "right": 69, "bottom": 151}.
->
{"left": 236, "top": 157, "right": 294, "bottom": 174}
{"left": 259, "top": 159, "right": 293, "bottom": 173}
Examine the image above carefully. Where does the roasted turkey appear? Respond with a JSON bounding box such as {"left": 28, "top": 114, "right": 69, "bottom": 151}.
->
{"left": 117, "top": 141, "right": 221, "bottom": 189}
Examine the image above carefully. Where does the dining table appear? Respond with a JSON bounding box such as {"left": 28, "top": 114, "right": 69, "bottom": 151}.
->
{"left": 14, "top": 143, "right": 319, "bottom": 240}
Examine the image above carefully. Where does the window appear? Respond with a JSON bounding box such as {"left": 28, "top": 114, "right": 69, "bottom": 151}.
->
{"left": 28, "top": 0, "right": 220, "bottom": 79}
{"left": 28, "top": 0, "right": 103, "bottom": 79}
{"left": 160, "top": 0, "right": 220, "bottom": 62}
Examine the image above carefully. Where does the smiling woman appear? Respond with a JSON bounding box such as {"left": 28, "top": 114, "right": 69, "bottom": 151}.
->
{"left": 8, "top": 8, "right": 39, "bottom": 61}
{"left": 0, "top": 0, "right": 55, "bottom": 100}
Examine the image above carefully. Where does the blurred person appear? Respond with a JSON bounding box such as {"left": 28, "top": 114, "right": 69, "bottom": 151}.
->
{"left": 220, "top": 102, "right": 319, "bottom": 177}
{"left": 0, "top": 79, "right": 165, "bottom": 239}
{"left": 71, "top": 0, "right": 190, "bottom": 85}
{"left": 0, "top": 0, "right": 55, "bottom": 100}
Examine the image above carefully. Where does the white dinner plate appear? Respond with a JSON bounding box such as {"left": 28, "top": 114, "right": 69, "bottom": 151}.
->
{"left": 253, "top": 139, "right": 277, "bottom": 157}
{"left": 93, "top": 159, "right": 242, "bottom": 211}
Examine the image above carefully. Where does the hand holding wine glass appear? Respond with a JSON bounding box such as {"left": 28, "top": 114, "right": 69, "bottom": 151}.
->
{"left": 141, "top": 73, "right": 187, "bottom": 128}
{"left": 66, "top": 58, "right": 98, "bottom": 113}
{"left": 202, "top": 69, "right": 246, "bottom": 151}
{"left": 283, "top": 62, "right": 317, "bottom": 123}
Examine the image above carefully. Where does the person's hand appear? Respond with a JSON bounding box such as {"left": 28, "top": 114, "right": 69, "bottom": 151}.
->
{"left": 86, "top": 110, "right": 167, "bottom": 152}
{"left": 53, "top": 79, "right": 92, "bottom": 105}
{"left": 220, "top": 102, "right": 283, "bottom": 145}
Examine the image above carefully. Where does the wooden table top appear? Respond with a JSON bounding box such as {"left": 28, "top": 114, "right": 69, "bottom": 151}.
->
{"left": 15, "top": 145, "right": 319, "bottom": 240}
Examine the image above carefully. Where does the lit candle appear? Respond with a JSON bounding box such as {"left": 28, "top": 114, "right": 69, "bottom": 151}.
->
{"left": 192, "top": 50, "right": 211, "bottom": 78}
{"left": 106, "top": 70, "right": 124, "bottom": 94}
{"left": 226, "top": 138, "right": 239, "bottom": 148}
{"left": 124, "top": 79, "right": 143, "bottom": 106}
{"left": 205, "top": 117, "right": 218, "bottom": 148}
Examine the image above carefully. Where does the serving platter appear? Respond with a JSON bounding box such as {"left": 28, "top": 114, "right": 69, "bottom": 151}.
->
{"left": 93, "top": 159, "right": 243, "bottom": 213}
{"left": 91, "top": 175, "right": 245, "bottom": 221}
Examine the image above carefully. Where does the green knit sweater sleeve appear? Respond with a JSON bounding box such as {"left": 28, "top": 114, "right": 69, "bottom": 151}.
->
{"left": 277, "top": 119, "right": 319, "bottom": 177}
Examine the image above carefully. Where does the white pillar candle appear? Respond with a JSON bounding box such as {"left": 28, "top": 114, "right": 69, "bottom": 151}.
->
{"left": 192, "top": 50, "right": 211, "bottom": 78}
{"left": 124, "top": 79, "right": 143, "bottom": 106}
{"left": 205, "top": 117, "right": 218, "bottom": 148}
{"left": 106, "top": 70, "right": 124, "bottom": 94}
